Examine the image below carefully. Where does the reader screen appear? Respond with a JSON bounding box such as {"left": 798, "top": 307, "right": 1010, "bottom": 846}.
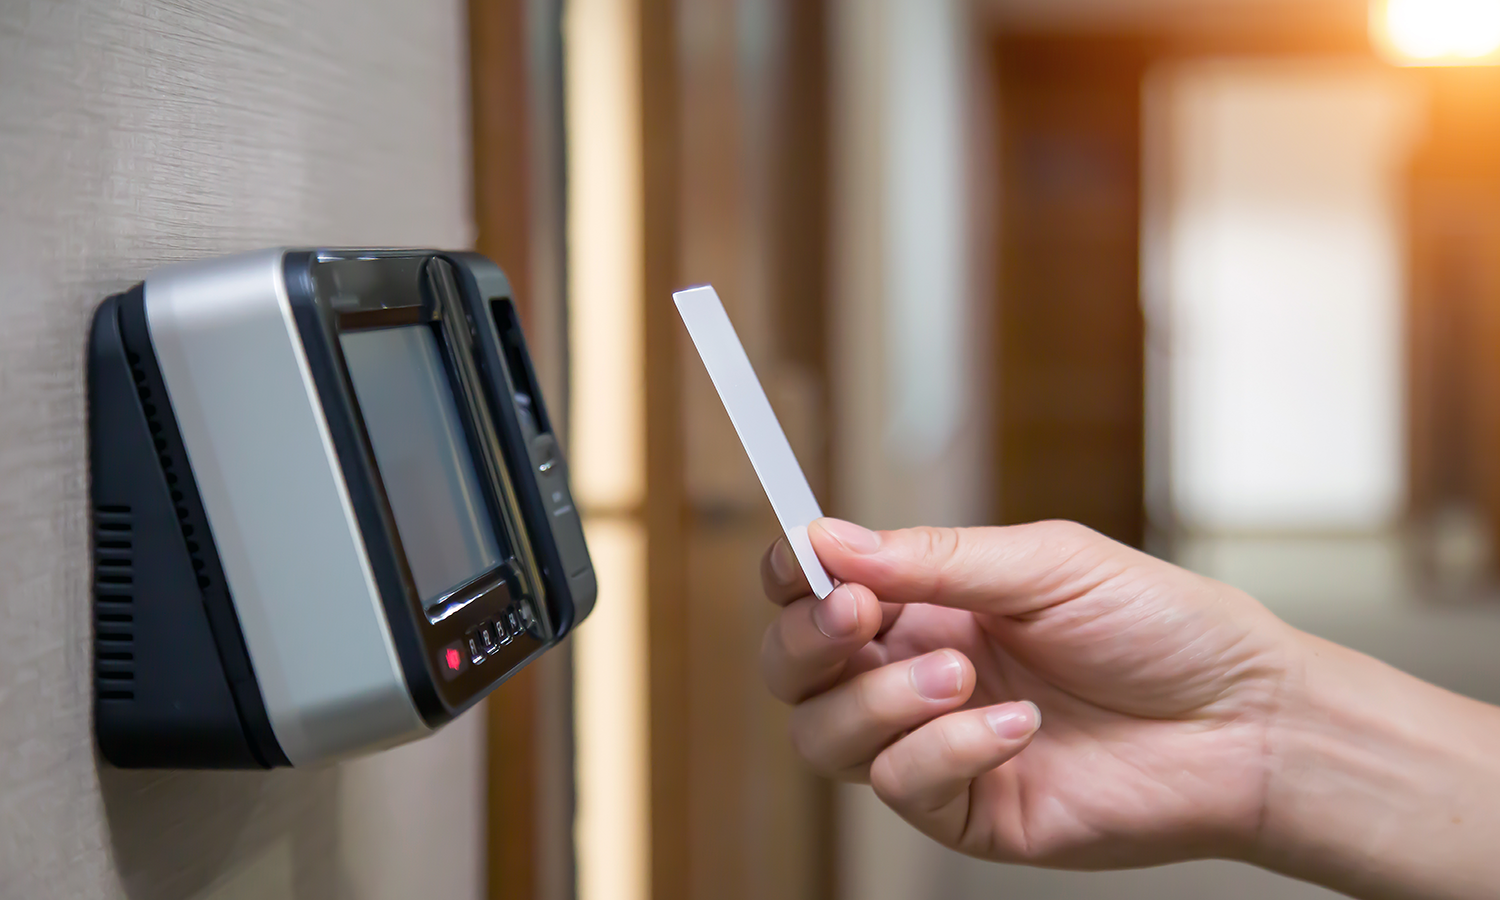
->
{"left": 341, "top": 325, "right": 503, "bottom": 605}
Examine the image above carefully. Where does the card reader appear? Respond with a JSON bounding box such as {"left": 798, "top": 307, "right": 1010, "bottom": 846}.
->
{"left": 89, "top": 248, "right": 595, "bottom": 768}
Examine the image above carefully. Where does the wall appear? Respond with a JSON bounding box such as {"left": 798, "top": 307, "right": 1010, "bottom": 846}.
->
{"left": 0, "top": 2, "right": 485, "bottom": 898}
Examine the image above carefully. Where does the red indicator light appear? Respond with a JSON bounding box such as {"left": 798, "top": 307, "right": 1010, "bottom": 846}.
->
{"left": 445, "top": 648, "right": 462, "bottom": 671}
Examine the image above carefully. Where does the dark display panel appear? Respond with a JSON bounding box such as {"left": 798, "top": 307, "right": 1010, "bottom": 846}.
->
{"left": 341, "top": 325, "right": 503, "bottom": 605}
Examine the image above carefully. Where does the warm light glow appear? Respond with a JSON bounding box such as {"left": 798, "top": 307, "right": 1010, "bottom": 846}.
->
{"left": 1374, "top": 0, "right": 1500, "bottom": 65}
{"left": 565, "top": 1, "right": 651, "bottom": 899}
{"left": 566, "top": 0, "right": 646, "bottom": 512}
{"left": 572, "top": 520, "right": 650, "bottom": 900}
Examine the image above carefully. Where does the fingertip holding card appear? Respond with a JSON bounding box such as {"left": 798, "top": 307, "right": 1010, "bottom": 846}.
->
{"left": 673, "top": 285, "right": 836, "bottom": 600}
{"left": 786, "top": 524, "right": 836, "bottom": 600}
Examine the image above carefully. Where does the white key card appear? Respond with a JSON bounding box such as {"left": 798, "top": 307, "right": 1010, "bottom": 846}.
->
{"left": 673, "top": 285, "right": 836, "bottom": 599}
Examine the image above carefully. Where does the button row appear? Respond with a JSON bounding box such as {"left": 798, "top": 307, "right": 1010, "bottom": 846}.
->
{"left": 438, "top": 602, "right": 534, "bottom": 681}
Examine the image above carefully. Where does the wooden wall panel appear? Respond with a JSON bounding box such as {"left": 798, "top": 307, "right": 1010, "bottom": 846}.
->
{"left": 470, "top": 3, "right": 541, "bottom": 898}
{"left": 993, "top": 37, "right": 1150, "bottom": 546}
{"left": 640, "top": 0, "right": 691, "bottom": 896}
{"left": 1407, "top": 69, "right": 1500, "bottom": 578}
{"left": 470, "top": 2, "right": 576, "bottom": 898}
{"left": 645, "top": 1, "right": 836, "bottom": 899}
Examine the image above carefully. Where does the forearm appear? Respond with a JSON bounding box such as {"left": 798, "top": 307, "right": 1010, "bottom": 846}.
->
{"left": 1255, "top": 632, "right": 1500, "bottom": 900}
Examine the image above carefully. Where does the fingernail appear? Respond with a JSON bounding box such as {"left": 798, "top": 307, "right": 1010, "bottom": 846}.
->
{"left": 985, "top": 701, "right": 1041, "bottom": 741}
{"left": 769, "top": 539, "right": 799, "bottom": 585}
{"left": 812, "top": 585, "right": 860, "bottom": 639}
{"left": 910, "top": 651, "right": 964, "bottom": 701}
{"left": 817, "top": 519, "right": 881, "bottom": 554}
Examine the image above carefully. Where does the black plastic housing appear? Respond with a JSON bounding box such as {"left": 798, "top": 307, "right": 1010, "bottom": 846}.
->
{"left": 444, "top": 252, "right": 596, "bottom": 635}
{"left": 90, "top": 287, "right": 287, "bottom": 768}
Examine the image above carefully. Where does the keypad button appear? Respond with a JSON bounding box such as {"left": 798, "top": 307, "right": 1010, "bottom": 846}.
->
{"left": 478, "top": 622, "right": 500, "bottom": 655}
{"left": 518, "top": 603, "right": 543, "bottom": 639}
{"left": 467, "top": 633, "right": 484, "bottom": 665}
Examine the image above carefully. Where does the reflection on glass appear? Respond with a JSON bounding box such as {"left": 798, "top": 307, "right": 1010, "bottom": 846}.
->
{"left": 341, "top": 325, "right": 502, "bottom": 604}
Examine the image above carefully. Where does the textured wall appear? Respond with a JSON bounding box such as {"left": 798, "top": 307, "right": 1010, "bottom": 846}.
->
{"left": 0, "top": 2, "right": 485, "bottom": 898}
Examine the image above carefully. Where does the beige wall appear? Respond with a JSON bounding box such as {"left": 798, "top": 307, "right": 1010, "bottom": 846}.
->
{"left": 0, "top": 2, "right": 486, "bottom": 898}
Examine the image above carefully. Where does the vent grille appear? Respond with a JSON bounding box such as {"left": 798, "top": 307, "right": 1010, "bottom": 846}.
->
{"left": 128, "top": 351, "right": 213, "bottom": 591}
{"left": 94, "top": 504, "right": 135, "bottom": 701}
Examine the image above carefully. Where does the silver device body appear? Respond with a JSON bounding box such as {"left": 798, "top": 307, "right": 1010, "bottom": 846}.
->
{"left": 146, "top": 249, "right": 428, "bottom": 764}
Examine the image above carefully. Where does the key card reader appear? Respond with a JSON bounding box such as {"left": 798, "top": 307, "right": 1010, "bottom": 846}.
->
{"left": 89, "top": 249, "right": 595, "bottom": 768}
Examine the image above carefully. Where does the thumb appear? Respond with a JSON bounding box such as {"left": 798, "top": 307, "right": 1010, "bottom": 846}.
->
{"left": 809, "top": 518, "right": 1130, "bottom": 615}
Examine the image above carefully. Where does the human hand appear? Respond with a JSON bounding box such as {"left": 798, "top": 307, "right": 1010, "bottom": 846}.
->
{"left": 760, "top": 519, "right": 1300, "bottom": 869}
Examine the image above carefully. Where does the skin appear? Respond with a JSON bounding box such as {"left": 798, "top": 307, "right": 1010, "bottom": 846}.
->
{"left": 760, "top": 518, "right": 1500, "bottom": 900}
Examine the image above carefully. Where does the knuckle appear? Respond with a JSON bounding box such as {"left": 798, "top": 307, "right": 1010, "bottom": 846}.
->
{"left": 907, "top": 525, "right": 965, "bottom": 603}
{"left": 910, "top": 525, "right": 962, "bottom": 564}
{"left": 1027, "top": 520, "right": 1117, "bottom": 585}
{"left": 1033, "top": 519, "right": 1102, "bottom": 550}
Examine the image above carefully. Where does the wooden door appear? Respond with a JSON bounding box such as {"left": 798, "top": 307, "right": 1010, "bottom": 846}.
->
{"left": 991, "top": 36, "right": 1150, "bottom": 546}
{"left": 1408, "top": 68, "right": 1500, "bottom": 583}
{"left": 644, "top": 1, "right": 837, "bottom": 899}
{"left": 469, "top": 2, "right": 575, "bottom": 898}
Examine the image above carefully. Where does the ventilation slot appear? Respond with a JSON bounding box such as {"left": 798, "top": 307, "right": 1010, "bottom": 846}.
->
{"left": 94, "top": 504, "right": 135, "bottom": 702}
{"left": 129, "top": 355, "right": 214, "bottom": 592}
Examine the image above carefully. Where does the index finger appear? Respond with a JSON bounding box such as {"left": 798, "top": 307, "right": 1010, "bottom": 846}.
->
{"left": 808, "top": 518, "right": 1137, "bottom": 615}
{"left": 760, "top": 535, "right": 813, "bottom": 606}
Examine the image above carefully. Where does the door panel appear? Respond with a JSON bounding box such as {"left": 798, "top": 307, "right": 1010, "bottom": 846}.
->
{"left": 993, "top": 37, "right": 1149, "bottom": 546}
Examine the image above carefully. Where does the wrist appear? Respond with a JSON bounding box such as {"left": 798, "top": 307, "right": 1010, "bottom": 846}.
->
{"left": 1252, "top": 629, "right": 1500, "bottom": 900}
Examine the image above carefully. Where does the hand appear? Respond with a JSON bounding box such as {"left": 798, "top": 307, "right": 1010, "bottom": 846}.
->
{"left": 759, "top": 519, "right": 1300, "bottom": 869}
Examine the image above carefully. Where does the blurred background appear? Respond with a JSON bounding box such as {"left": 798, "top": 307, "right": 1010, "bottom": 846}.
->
{"left": 7, "top": 0, "right": 1500, "bottom": 898}
{"left": 478, "top": 0, "right": 1500, "bottom": 899}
